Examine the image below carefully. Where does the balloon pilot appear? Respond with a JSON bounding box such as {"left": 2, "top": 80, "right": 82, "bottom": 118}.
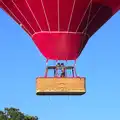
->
{"left": 60, "top": 63, "right": 66, "bottom": 77}
{"left": 54, "top": 63, "right": 66, "bottom": 77}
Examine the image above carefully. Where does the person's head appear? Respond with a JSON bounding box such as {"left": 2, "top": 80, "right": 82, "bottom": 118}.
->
{"left": 57, "top": 63, "right": 60, "bottom": 66}
{"left": 61, "top": 63, "right": 64, "bottom": 66}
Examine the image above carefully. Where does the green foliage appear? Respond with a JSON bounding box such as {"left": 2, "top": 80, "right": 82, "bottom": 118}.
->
{"left": 0, "top": 107, "right": 38, "bottom": 120}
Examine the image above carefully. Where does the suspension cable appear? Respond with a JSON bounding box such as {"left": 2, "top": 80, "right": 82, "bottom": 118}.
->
{"left": 76, "top": 0, "right": 93, "bottom": 33}
{"left": 82, "top": 0, "right": 93, "bottom": 34}
{"left": 79, "top": 0, "right": 93, "bottom": 55}
{"left": 83, "top": 5, "right": 103, "bottom": 32}
{"left": 44, "top": 59, "right": 49, "bottom": 77}
{"left": 74, "top": 60, "right": 77, "bottom": 77}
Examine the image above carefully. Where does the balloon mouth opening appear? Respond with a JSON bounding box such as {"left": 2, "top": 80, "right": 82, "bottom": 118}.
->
{"left": 32, "top": 31, "right": 89, "bottom": 60}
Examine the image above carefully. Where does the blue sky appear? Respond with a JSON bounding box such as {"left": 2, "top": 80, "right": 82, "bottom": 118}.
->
{"left": 0, "top": 9, "right": 120, "bottom": 120}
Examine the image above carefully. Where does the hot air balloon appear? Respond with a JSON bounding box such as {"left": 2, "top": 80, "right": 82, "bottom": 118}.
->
{"left": 0, "top": 0, "right": 120, "bottom": 95}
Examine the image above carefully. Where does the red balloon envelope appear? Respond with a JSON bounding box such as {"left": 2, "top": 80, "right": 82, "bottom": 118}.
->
{"left": 0, "top": 0, "right": 120, "bottom": 60}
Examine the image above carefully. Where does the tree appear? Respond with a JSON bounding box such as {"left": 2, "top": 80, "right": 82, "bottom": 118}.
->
{"left": 0, "top": 107, "right": 38, "bottom": 120}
